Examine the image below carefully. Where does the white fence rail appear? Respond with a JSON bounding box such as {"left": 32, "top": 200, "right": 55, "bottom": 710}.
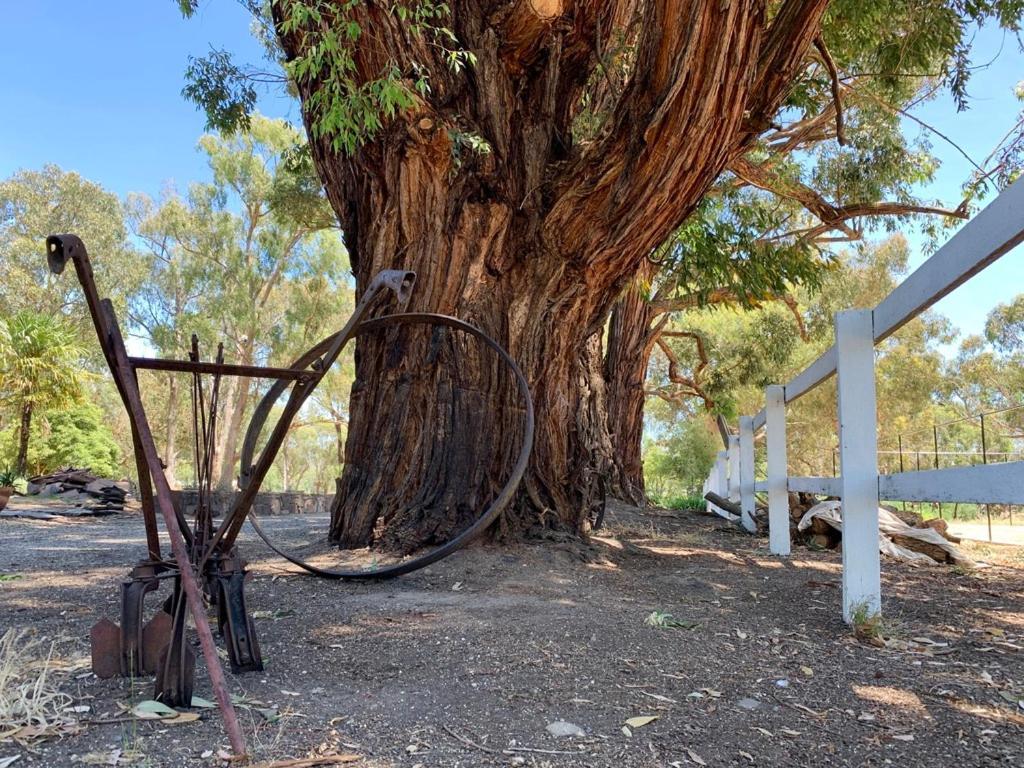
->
{"left": 704, "top": 176, "right": 1024, "bottom": 623}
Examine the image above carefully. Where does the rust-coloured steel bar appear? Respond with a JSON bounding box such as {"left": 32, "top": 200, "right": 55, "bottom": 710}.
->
{"left": 46, "top": 235, "right": 168, "bottom": 556}
{"left": 129, "top": 356, "right": 316, "bottom": 380}
{"left": 45, "top": 235, "right": 248, "bottom": 758}
{"left": 129, "top": 424, "right": 162, "bottom": 561}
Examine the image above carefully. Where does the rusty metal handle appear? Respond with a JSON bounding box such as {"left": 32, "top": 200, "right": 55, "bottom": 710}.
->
{"left": 45, "top": 235, "right": 248, "bottom": 757}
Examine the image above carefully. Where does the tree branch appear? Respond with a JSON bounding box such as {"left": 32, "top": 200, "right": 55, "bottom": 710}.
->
{"left": 649, "top": 287, "right": 745, "bottom": 317}
{"left": 813, "top": 35, "right": 845, "bottom": 146}
{"left": 780, "top": 293, "right": 809, "bottom": 341}
{"left": 729, "top": 156, "right": 970, "bottom": 243}
{"left": 547, "top": 0, "right": 830, "bottom": 277}
{"left": 546, "top": 0, "right": 770, "bottom": 265}
{"left": 738, "top": 0, "right": 831, "bottom": 141}
{"left": 655, "top": 332, "right": 714, "bottom": 410}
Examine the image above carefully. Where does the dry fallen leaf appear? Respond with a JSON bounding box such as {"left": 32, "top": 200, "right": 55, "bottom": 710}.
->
{"left": 792, "top": 703, "right": 825, "bottom": 718}
{"left": 685, "top": 747, "right": 707, "bottom": 766}
{"left": 624, "top": 715, "right": 659, "bottom": 728}
{"left": 163, "top": 712, "right": 201, "bottom": 725}
{"left": 131, "top": 700, "right": 177, "bottom": 720}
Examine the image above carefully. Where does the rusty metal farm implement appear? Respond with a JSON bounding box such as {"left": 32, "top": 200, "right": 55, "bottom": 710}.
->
{"left": 46, "top": 234, "right": 534, "bottom": 756}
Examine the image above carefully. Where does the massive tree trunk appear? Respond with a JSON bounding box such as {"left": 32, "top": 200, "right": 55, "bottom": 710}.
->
{"left": 275, "top": 0, "right": 828, "bottom": 551}
{"left": 604, "top": 262, "right": 659, "bottom": 505}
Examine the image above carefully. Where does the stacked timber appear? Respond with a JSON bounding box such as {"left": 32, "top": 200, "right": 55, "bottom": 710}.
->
{"left": 703, "top": 490, "right": 966, "bottom": 565}
{"left": 793, "top": 497, "right": 969, "bottom": 565}
{"left": 26, "top": 467, "right": 130, "bottom": 514}
{"left": 788, "top": 492, "right": 838, "bottom": 548}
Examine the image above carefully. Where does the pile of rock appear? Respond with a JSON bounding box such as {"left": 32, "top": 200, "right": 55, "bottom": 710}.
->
{"left": 26, "top": 467, "right": 131, "bottom": 514}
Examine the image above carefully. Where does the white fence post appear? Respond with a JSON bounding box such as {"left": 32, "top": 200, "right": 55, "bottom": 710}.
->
{"left": 836, "top": 309, "right": 881, "bottom": 622}
{"left": 728, "top": 435, "right": 740, "bottom": 502}
{"left": 715, "top": 451, "right": 727, "bottom": 498}
{"left": 739, "top": 416, "right": 757, "bottom": 533}
{"left": 707, "top": 451, "right": 730, "bottom": 517}
{"left": 765, "top": 385, "right": 790, "bottom": 555}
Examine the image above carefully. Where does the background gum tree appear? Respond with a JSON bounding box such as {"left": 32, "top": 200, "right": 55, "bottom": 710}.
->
{"left": 182, "top": 0, "right": 1024, "bottom": 549}
{"left": 128, "top": 115, "right": 347, "bottom": 490}
{"left": 599, "top": 0, "right": 1024, "bottom": 503}
{"left": 0, "top": 165, "right": 143, "bottom": 350}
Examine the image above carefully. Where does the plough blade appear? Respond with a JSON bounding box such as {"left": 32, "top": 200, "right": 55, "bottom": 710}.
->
{"left": 142, "top": 610, "right": 173, "bottom": 675}
{"left": 90, "top": 619, "right": 120, "bottom": 679}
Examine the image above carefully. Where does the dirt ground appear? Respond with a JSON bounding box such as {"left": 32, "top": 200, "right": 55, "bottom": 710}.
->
{"left": 1, "top": 499, "right": 1023, "bottom": 767}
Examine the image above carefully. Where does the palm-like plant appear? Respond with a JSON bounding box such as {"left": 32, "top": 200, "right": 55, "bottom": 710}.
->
{"left": 0, "top": 312, "right": 85, "bottom": 475}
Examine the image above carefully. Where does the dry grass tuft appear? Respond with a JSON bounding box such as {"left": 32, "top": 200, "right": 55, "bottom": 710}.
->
{"left": 0, "top": 628, "right": 79, "bottom": 744}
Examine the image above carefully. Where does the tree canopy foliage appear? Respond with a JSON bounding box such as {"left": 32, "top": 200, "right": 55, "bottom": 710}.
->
{"left": 0, "top": 166, "right": 144, "bottom": 350}
{"left": 126, "top": 114, "right": 349, "bottom": 489}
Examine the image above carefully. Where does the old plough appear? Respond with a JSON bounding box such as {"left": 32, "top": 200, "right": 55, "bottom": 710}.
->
{"left": 46, "top": 234, "right": 534, "bottom": 756}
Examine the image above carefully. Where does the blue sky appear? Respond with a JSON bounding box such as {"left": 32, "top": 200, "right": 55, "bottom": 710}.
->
{"left": 899, "top": 23, "right": 1024, "bottom": 341}
{"left": 0, "top": 1, "right": 295, "bottom": 195}
{"left": 1, "top": 3, "right": 1021, "bottom": 341}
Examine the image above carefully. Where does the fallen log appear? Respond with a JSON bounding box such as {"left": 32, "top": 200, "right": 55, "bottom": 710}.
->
{"left": 703, "top": 492, "right": 768, "bottom": 534}
{"left": 889, "top": 533, "right": 955, "bottom": 563}
{"left": 704, "top": 491, "right": 740, "bottom": 516}
{"left": 920, "top": 517, "right": 961, "bottom": 543}
{"left": 705, "top": 491, "right": 769, "bottom": 515}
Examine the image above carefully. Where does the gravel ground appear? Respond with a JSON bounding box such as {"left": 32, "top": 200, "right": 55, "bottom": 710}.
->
{"left": 1, "top": 498, "right": 1023, "bottom": 767}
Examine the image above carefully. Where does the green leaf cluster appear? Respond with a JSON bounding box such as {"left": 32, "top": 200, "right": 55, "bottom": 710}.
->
{"left": 0, "top": 311, "right": 86, "bottom": 416}
{"left": 182, "top": 1, "right": 469, "bottom": 154}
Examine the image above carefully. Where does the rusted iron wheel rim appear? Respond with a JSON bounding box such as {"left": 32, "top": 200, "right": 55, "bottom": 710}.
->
{"left": 241, "top": 312, "right": 534, "bottom": 580}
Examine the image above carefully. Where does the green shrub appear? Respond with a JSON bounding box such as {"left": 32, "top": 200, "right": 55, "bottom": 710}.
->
{"left": 653, "top": 493, "right": 707, "bottom": 511}
{"left": 0, "top": 402, "right": 121, "bottom": 478}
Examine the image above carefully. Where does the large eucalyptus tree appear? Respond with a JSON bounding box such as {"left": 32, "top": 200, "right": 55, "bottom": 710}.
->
{"left": 181, "top": 0, "right": 1023, "bottom": 549}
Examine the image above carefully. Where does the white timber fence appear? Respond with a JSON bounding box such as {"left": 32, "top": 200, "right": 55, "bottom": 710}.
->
{"left": 702, "top": 176, "right": 1024, "bottom": 623}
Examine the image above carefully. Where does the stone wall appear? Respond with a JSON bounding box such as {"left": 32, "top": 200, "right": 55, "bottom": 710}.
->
{"left": 171, "top": 490, "right": 331, "bottom": 518}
